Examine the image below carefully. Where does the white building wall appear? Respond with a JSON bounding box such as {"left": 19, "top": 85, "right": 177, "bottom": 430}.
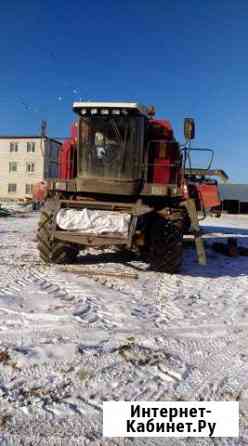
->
{"left": 0, "top": 137, "right": 61, "bottom": 200}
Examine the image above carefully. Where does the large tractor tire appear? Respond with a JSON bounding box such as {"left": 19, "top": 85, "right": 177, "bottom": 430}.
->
{"left": 37, "top": 206, "right": 79, "bottom": 264}
{"left": 146, "top": 217, "right": 183, "bottom": 273}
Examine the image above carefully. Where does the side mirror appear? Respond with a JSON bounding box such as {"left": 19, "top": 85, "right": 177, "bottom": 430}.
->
{"left": 184, "top": 118, "right": 195, "bottom": 140}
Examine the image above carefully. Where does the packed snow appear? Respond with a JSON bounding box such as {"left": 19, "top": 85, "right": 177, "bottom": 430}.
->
{"left": 0, "top": 208, "right": 248, "bottom": 445}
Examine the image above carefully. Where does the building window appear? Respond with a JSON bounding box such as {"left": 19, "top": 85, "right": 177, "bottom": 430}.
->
{"left": 25, "top": 184, "right": 33, "bottom": 194}
{"left": 9, "top": 161, "right": 18, "bottom": 173}
{"left": 27, "top": 142, "right": 35, "bottom": 152}
{"left": 10, "top": 142, "right": 18, "bottom": 152}
{"left": 26, "top": 162, "right": 35, "bottom": 173}
{"left": 8, "top": 183, "right": 17, "bottom": 193}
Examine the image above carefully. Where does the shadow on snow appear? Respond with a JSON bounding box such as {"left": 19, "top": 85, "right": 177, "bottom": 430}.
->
{"left": 73, "top": 228, "right": 248, "bottom": 279}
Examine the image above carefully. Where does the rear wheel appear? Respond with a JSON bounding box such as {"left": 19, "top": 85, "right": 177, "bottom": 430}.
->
{"left": 37, "top": 205, "right": 79, "bottom": 264}
{"left": 145, "top": 217, "right": 183, "bottom": 273}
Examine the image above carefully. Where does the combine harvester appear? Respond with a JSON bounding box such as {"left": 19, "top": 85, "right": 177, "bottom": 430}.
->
{"left": 36, "top": 102, "right": 228, "bottom": 272}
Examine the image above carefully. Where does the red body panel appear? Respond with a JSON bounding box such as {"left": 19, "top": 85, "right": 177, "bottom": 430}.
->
{"left": 149, "top": 119, "right": 173, "bottom": 140}
{"left": 153, "top": 159, "right": 171, "bottom": 183}
{"left": 59, "top": 123, "right": 77, "bottom": 180}
{"left": 188, "top": 183, "right": 221, "bottom": 210}
{"left": 149, "top": 119, "right": 181, "bottom": 185}
{"left": 197, "top": 183, "right": 221, "bottom": 209}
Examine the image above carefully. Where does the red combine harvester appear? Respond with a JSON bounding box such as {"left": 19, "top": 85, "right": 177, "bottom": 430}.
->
{"left": 36, "top": 102, "right": 228, "bottom": 272}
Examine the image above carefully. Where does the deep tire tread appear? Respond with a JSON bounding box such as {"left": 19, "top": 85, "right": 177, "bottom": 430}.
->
{"left": 146, "top": 217, "right": 183, "bottom": 274}
{"left": 37, "top": 204, "right": 79, "bottom": 264}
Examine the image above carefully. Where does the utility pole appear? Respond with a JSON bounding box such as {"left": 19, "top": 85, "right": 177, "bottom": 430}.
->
{"left": 41, "top": 120, "right": 47, "bottom": 137}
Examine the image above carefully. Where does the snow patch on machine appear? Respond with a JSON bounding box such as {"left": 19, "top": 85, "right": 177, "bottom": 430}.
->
{"left": 56, "top": 208, "right": 131, "bottom": 236}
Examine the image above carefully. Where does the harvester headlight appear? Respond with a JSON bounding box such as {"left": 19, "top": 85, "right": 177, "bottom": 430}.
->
{"left": 91, "top": 108, "right": 98, "bottom": 115}
{"left": 80, "top": 109, "right": 87, "bottom": 115}
{"left": 112, "top": 109, "right": 120, "bottom": 115}
{"left": 121, "top": 109, "right": 128, "bottom": 115}
{"left": 100, "top": 109, "right": 109, "bottom": 115}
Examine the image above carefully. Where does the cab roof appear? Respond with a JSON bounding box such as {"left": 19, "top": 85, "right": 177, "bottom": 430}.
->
{"left": 73, "top": 101, "right": 150, "bottom": 117}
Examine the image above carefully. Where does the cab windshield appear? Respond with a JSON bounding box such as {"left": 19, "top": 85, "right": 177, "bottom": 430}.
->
{"left": 78, "top": 115, "right": 144, "bottom": 180}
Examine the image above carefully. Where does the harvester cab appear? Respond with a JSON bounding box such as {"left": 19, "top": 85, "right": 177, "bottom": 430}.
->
{"left": 74, "top": 102, "right": 152, "bottom": 195}
{"left": 37, "top": 101, "right": 227, "bottom": 272}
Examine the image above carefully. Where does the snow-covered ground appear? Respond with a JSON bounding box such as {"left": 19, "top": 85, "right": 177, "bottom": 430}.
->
{"left": 0, "top": 210, "right": 248, "bottom": 445}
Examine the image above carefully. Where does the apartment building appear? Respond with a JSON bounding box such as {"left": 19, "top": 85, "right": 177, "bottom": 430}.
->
{"left": 0, "top": 136, "right": 61, "bottom": 200}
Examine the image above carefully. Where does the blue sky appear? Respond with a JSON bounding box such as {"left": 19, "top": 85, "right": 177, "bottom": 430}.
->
{"left": 0, "top": 0, "right": 247, "bottom": 182}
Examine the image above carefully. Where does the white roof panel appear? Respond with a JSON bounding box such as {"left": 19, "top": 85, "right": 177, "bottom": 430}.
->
{"left": 73, "top": 101, "right": 149, "bottom": 116}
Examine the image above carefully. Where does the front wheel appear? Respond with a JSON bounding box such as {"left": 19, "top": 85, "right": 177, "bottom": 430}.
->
{"left": 145, "top": 218, "right": 183, "bottom": 273}
{"left": 37, "top": 205, "right": 79, "bottom": 264}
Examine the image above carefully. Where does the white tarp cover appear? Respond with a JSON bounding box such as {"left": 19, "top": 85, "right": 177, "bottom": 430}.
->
{"left": 56, "top": 208, "right": 131, "bottom": 236}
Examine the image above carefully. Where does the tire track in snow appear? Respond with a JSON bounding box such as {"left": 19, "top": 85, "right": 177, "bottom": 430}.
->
{"left": 1, "top": 212, "right": 248, "bottom": 443}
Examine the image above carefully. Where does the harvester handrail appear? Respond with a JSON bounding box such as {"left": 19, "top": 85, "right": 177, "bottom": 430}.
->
{"left": 185, "top": 147, "right": 215, "bottom": 171}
